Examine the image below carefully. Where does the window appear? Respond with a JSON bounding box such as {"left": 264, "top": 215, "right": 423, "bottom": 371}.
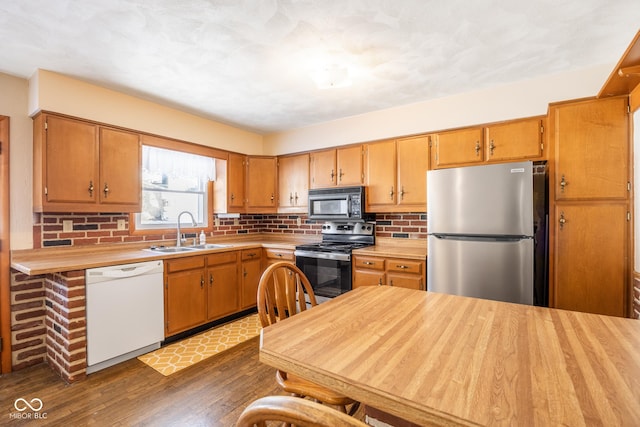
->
{"left": 134, "top": 145, "right": 215, "bottom": 230}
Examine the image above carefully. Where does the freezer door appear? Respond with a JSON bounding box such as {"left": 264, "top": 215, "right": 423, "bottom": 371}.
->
{"left": 427, "top": 161, "right": 533, "bottom": 236}
{"left": 427, "top": 235, "right": 533, "bottom": 305}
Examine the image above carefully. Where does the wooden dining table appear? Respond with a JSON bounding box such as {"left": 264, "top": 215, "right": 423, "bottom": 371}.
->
{"left": 259, "top": 286, "right": 640, "bottom": 426}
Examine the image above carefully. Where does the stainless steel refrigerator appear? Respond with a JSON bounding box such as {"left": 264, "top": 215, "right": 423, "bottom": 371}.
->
{"left": 427, "top": 161, "right": 548, "bottom": 305}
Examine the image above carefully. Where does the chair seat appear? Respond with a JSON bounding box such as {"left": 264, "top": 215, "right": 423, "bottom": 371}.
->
{"left": 276, "top": 370, "right": 357, "bottom": 407}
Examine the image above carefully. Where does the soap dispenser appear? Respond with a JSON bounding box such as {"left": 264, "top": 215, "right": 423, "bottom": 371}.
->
{"left": 199, "top": 230, "right": 206, "bottom": 245}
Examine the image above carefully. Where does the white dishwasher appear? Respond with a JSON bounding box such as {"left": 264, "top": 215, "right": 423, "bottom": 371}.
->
{"left": 86, "top": 260, "right": 164, "bottom": 374}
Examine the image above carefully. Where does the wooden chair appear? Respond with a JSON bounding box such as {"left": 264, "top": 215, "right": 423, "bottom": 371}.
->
{"left": 257, "top": 262, "right": 359, "bottom": 415}
{"left": 236, "top": 395, "right": 367, "bottom": 427}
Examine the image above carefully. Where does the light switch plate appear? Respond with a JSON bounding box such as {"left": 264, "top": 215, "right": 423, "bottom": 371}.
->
{"left": 117, "top": 219, "right": 126, "bottom": 230}
{"left": 62, "top": 220, "right": 73, "bottom": 232}
{"left": 296, "top": 217, "right": 302, "bottom": 226}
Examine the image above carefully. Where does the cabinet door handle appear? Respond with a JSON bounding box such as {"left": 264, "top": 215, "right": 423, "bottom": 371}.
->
{"left": 230, "top": 193, "right": 235, "bottom": 201}
{"left": 270, "top": 193, "right": 274, "bottom": 203}
{"left": 339, "top": 168, "right": 344, "bottom": 182}
{"left": 330, "top": 169, "right": 335, "bottom": 182}
{"left": 363, "top": 261, "right": 374, "bottom": 265}
{"left": 400, "top": 186, "right": 405, "bottom": 200}
{"left": 289, "top": 193, "right": 294, "bottom": 204}
{"left": 103, "top": 183, "right": 109, "bottom": 198}
{"left": 377, "top": 278, "right": 383, "bottom": 286}
{"left": 294, "top": 192, "right": 299, "bottom": 204}
{"left": 209, "top": 274, "right": 213, "bottom": 286}
{"left": 489, "top": 140, "right": 495, "bottom": 155}
{"left": 389, "top": 186, "right": 394, "bottom": 200}
{"left": 389, "top": 280, "right": 394, "bottom": 286}
{"left": 559, "top": 212, "right": 566, "bottom": 230}
{"left": 396, "top": 265, "right": 409, "bottom": 269}
{"left": 88, "top": 181, "right": 94, "bottom": 196}
{"left": 200, "top": 275, "right": 205, "bottom": 288}
{"left": 475, "top": 141, "right": 481, "bottom": 156}
{"left": 560, "top": 175, "right": 567, "bottom": 193}
{"left": 243, "top": 268, "right": 248, "bottom": 278}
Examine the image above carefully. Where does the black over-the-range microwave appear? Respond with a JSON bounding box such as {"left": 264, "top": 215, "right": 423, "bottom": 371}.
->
{"left": 307, "top": 186, "right": 374, "bottom": 222}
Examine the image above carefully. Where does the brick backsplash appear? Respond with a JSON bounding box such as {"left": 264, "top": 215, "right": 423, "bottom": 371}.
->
{"left": 13, "top": 211, "right": 427, "bottom": 377}
{"left": 33, "top": 212, "right": 428, "bottom": 248}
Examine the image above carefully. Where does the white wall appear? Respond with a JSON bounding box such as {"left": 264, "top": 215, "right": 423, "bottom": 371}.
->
{"left": 0, "top": 73, "right": 33, "bottom": 250}
{"left": 264, "top": 64, "right": 613, "bottom": 155}
{"left": 30, "top": 70, "right": 264, "bottom": 155}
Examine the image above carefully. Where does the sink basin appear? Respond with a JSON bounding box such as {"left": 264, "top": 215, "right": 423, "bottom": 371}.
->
{"left": 144, "top": 243, "right": 233, "bottom": 253}
{"left": 145, "top": 246, "right": 198, "bottom": 253}
{"left": 190, "top": 243, "right": 233, "bottom": 249}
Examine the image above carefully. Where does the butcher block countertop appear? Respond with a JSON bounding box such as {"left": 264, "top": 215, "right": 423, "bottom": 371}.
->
{"left": 353, "top": 237, "right": 427, "bottom": 260}
{"left": 260, "top": 286, "right": 640, "bottom": 426}
{"left": 11, "top": 235, "right": 427, "bottom": 276}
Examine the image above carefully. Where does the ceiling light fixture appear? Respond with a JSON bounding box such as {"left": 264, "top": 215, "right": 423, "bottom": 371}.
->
{"left": 310, "top": 64, "right": 352, "bottom": 89}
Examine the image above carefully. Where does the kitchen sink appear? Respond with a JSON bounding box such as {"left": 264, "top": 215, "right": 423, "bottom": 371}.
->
{"left": 144, "top": 243, "right": 233, "bottom": 253}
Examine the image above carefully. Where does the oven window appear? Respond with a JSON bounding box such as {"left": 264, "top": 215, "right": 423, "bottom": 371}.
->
{"left": 296, "top": 257, "right": 351, "bottom": 298}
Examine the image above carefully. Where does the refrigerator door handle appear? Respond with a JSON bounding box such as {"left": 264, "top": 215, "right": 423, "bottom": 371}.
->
{"left": 432, "top": 234, "right": 531, "bottom": 242}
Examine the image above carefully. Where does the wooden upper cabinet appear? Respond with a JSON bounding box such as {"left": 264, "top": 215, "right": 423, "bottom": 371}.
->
{"left": 33, "top": 113, "right": 141, "bottom": 212}
{"left": 99, "top": 127, "right": 141, "bottom": 206}
{"left": 227, "top": 153, "right": 246, "bottom": 211}
{"left": 484, "top": 117, "right": 544, "bottom": 162}
{"left": 365, "top": 135, "right": 429, "bottom": 212}
{"left": 310, "top": 146, "right": 362, "bottom": 188}
{"left": 396, "top": 135, "right": 430, "bottom": 210}
{"left": 278, "top": 153, "right": 309, "bottom": 212}
{"left": 552, "top": 97, "right": 629, "bottom": 200}
{"left": 364, "top": 140, "right": 396, "bottom": 209}
{"left": 431, "top": 127, "right": 484, "bottom": 168}
{"left": 336, "top": 145, "right": 363, "bottom": 186}
{"left": 246, "top": 156, "right": 277, "bottom": 212}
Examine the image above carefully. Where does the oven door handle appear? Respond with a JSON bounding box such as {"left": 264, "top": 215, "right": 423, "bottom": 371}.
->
{"left": 294, "top": 250, "right": 351, "bottom": 262}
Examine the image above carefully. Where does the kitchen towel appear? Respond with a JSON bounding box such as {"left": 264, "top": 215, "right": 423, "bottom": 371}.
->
{"left": 138, "top": 313, "right": 261, "bottom": 376}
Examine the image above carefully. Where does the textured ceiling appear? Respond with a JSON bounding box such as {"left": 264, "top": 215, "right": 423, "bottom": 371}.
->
{"left": 1, "top": 1, "right": 639, "bottom": 134}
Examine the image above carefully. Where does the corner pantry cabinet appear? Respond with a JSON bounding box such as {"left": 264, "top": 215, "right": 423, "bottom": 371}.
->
{"left": 33, "top": 113, "right": 141, "bottom": 212}
{"left": 549, "top": 96, "right": 630, "bottom": 317}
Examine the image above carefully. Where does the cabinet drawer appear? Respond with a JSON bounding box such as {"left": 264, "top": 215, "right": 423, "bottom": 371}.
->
{"left": 206, "top": 251, "right": 238, "bottom": 266}
{"left": 264, "top": 248, "right": 294, "bottom": 261}
{"left": 165, "top": 255, "right": 205, "bottom": 273}
{"left": 353, "top": 256, "right": 385, "bottom": 271}
{"left": 386, "top": 259, "right": 423, "bottom": 275}
{"left": 241, "top": 248, "right": 262, "bottom": 261}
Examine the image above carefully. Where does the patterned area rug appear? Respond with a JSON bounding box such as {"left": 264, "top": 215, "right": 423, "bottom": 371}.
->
{"left": 138, "top": 314, "right": 262, "bottom": 376}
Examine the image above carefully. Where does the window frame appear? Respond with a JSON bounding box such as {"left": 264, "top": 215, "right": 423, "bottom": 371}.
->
{"left": 129, "top": 134, "right": 227, "bottom": 236}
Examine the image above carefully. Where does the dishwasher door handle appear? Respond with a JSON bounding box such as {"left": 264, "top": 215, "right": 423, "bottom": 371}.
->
{"left": 90, "top": 261, "right": 162, "bottom": 280}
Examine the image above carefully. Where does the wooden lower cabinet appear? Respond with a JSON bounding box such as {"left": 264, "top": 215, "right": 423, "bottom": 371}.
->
{"left": 240, "top": 248, "right": 263, "bottom": 309}
{"left": 353, "top": 255, "right": 425, "bottom": 290}
{"left": 553, "top": 203, "right": 628, "bottom": 317}
{"left": 164, "top": 256, "right": 207, "bottom": 336}
{"left": 206, "top": 252, "right": 240, "bottom": 320}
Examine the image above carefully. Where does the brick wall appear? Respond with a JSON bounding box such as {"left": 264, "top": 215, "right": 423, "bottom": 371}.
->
{"left": 33, "top": 212, "right": 427, "bottom": 247}
{"left": 10, "top": 271, "right": 47, "bottom": 370}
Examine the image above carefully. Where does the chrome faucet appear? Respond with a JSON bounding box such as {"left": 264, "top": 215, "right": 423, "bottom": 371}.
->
{"left": 176, "top": 211, "right": 197, "bottom": 247}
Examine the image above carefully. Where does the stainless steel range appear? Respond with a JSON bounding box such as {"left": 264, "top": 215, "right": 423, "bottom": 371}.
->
{"left": 295, "top": 222, "right": 375, "bottom": 300}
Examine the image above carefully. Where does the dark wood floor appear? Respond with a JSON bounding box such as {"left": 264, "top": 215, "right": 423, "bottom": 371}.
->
{"left": 1, "top": 336, "right": 285, "bottom": 426}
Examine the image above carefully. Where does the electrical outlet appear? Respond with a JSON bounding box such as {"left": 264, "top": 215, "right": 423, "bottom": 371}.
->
{"left": 214, "top": 217, "right": 220, "bottom": 227}
{"left": 62, "top": 220, "right": 73, "bottom": 232}
{"left": 117, "top": 219, "right": 126, "bottom": 230}
{"left": 296, "top": 217, "right": 302, "bottom": 226}
{"left": 233, "top": 218, "right": 239, "bottom": 226}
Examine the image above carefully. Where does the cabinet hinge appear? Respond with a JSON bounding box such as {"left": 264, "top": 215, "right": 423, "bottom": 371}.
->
{"left": 44, "top": 186, "right": 48, "bottom": 196}
{"left": 44, "top": 120, "right": 48, "bottom": 130}
{"left": 540, "top": 124, "right": 544, "bottom": 134}
{"left": 628, "top": 182, "right": 631, "bottom": 192}
{"left": 0, "top": 140, "right": 2, "bottom": 155}
{"left": 0, "top": 336, "right": 3, "bottom": 352}
{"left": 541, "top": 143, "right": 544, "bottom": 152}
